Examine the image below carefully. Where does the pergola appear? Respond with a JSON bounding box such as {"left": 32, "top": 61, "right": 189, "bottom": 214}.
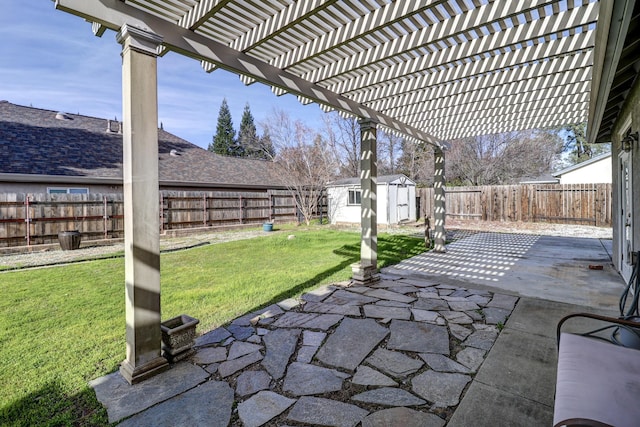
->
{"left": 54, "top": 0, "right": 603, "bottom": 384}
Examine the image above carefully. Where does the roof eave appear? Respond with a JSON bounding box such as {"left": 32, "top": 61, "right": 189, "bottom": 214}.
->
{"left": 588, "top": 0, "right": 636, "bottom": 144}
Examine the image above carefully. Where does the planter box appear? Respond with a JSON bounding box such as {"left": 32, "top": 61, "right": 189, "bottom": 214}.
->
{"left": 161, "top": 314, "right": 199, "bottom": 362}
{"left": 58, "top": 230, "right": 82, "bottom": 250}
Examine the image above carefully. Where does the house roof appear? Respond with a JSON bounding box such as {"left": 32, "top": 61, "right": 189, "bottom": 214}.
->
{"left": 329, "top": 174, "right": 415, "bottom": 187}
{"left": 56, "top": 0, "right": 600, "bottom": 146}
{"left": 552, "top": 151, "right": 612, "bottom": 177}
{"left": 0, "top": 101, "right": 284, "bottom": 189}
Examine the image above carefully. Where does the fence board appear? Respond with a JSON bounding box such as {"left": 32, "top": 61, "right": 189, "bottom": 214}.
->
{"left": 417, "top": 183, "right": 612, "bottom": 228}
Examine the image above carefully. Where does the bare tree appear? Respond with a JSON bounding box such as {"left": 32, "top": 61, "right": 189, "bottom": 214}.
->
{"left": 396, "top": 140, "right": 435, "bottom": 186}
{"left": 262, "top": 109, "right": 338, "bottom": 225}
{"left": 378, "top": 130, "right": 403, "bottom": 175}
{"left": 322, "top": 113, "right": 360, "bottom": 178}
{"left": 446, "top": 129, "right": 563, "bottom": 185}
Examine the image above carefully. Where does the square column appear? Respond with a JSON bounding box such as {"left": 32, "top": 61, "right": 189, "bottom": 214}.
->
{"left": 352, "top": 119, "right": 379, "bottom": 285}
{"left": 116, "top": 25, "right": 168, "bottom": 384}
{"left": 433, "top": 147, "right": 447, "bottom": 253}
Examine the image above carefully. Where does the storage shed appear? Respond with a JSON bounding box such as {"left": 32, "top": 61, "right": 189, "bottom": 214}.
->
{"left": 327, "top": 174, "right": 416, "bottom": 226}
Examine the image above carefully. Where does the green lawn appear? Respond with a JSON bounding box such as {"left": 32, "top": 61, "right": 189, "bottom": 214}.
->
{"left": 0, "top": 229, "right": 425, "bottom": 426}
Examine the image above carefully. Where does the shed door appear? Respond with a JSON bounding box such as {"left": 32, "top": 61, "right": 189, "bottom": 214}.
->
{"left": 397, "top": 185, "right": 410, "bottom": 222}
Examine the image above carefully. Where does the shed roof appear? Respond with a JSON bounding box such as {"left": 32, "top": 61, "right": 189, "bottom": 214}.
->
{"left": 329, "top": 174, "right": 415, "bottom": 187}
{"left": 552, "top": 151, "right": 612, "bottom": 177}
{"left": 55, "top": 0, "right": 601, "bottom": 146}
{"left": 0, "top": 101, "right": 284, "bottom": 189}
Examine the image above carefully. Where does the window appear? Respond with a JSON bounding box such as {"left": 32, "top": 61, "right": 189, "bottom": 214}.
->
{"left": 348, "top": 189, "right": 361, "bottom": 205}
{"left": 47, "top": 187, "right": 89, "bottom": 195}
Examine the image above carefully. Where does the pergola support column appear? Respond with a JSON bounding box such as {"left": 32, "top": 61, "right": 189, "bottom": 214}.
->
{"left": 116, "top": 24, "right": 168, "bottom": 384}
{"left": 433, "top": 147, "right": 446, "bottom": 253}
{"left": 352, "top": 119, "right": 380, "bottom": 285}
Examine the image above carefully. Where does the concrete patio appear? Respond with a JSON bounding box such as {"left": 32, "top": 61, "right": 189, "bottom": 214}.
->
{"left": 90, "top": 231, "right": 624, "bottom": 426}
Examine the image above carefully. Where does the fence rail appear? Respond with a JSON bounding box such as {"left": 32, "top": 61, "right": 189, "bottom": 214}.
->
{"left": 0, "top": 190, "right": 326, "bottom": 248}
{"left": 418, "top": 183, "right": 612, "bottom": 227}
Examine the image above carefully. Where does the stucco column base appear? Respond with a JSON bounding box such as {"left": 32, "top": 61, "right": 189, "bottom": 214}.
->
{"left": 120, "top": 357, "right": 169, "bottom": 385}
{"left": 351, "top": 262, "right": 380, "bottom": 285}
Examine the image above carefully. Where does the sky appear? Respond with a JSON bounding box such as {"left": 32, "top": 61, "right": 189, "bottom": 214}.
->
{"left": 0, "top": 1, "right": 327, "bottom": 149}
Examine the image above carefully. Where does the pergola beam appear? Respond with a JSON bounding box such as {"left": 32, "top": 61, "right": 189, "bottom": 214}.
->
{"left": 55, "top": 0, "right": 444, "bottom": 148}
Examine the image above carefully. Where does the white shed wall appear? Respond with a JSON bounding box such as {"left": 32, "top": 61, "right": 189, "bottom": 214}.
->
{"left": 559, "top": 158, "right": 612, "bottom": 184}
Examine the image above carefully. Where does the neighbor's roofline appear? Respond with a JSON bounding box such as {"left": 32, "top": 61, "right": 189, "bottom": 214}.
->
{"left": 552, "top": 152, "right": 611, "bottom": 177}
{"left": 0, "top": 173, "right": 287, "bottom": 190}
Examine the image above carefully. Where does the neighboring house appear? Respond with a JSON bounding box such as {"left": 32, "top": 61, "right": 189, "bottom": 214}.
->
{"left": 552, "top": 153, "right": 612, "bottom": 184}
{"left": 0, "top": 101, "right": 285, "bottom": 194}
{"left": 327, "top": 174, "right": 416, "bottom": 226}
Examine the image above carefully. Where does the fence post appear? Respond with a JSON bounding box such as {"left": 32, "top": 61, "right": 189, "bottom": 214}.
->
{"left": 239, "top": 195, "right": 244, "bottom": 224}
{"left": 203, "top": 194, "right": 207, "bottom": 226}
{"left": 103, "top": 195, "right": 108, "bottom": 240}
{"left": 25, "top": 196, "right": 31, "bottom": 246}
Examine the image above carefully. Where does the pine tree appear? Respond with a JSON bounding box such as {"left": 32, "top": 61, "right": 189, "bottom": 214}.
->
{"left": 238, "top": 103, "right": 258, "bottom": 158}
{"left": 208, "top": 99, "right": 235, "bottom": 156}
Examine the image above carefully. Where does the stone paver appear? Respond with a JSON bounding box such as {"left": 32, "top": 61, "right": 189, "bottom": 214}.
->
{"left": 90, "top": 363, "right": 210, "bottom": 423}
{"left": 449, "top": 323, "right": 473, "bottom": 341}
{"left": 413, "top": 297, "right": 449, "bottom": 311}
{"left": 323, "top": 289, "right": 379, "bottom": 305}
{"left": 364, "top": 288, "right": 416, "bottom": 303}
{"left": 351, "top": 365, "right": 398, "bottom": 387}
{"left": 456, "top": 347, "right": 487, "bottom": 372}
{"left": 195, "top": 327, "right": 231, "bottom": 347}
{"left": 483, "top": 307, "right": 511, "bottom": 325}
{"left": 440, "top": 311, "right": 474, "bottom": 325}
{"left": 464, "top": 329, "right": 498, "bottom": 351}
{"left": 316, "top": 318, "right": 388, "bottom": 370}
{"left": 117, "top": 381, "right": 233, "bottom": 427}
{"left": 351, "top": 387, "right": 426, "bottom": 407}
{"left": 262, "top": 328, "right": 301, "bottom": 379}
{"left": 192, "top": 346, "right": 227, "bottom": 365}
{"left": 302, "top": 330, "right": 326, "bottom": 347}
{"left": 283, "top": 362, "right": 347, "bottom": 396}
{"left": 363, "top": 304, "right": 411, "bottom": 320}
{"left": 304, "top": 301, "right": 361, "bottom": 316}
{"left": 419, "top": 353, "right": 471, "bottom": 374}
{"left": 411, "top": 308, "right": 440, "bottom": 322}
{"left": 487, "top": 293, "right": 519, "bottom": 310}
{"left": 412, "top": 371, "right": 471, "bottom": 408}
{"left": 238, "top": 391, "right": 295, "bottom": 427}
{"left": 227, "top": 324, "right": 254, "bottom": 340}
{"left": 287, "top": 396, "right": 369, "bottom": 427}
{"left": 271, "top": 312, "right": 343, "bottom": 330}
{"left": 227, "top": 341, "right": 262, "bottom": 360}
{"left": 235, "top": 370, "right": 271, "bottom": 397}
{"left": 366, "top": 348, "right": 423, "bottom": 378}
{"left": 362, "top": 407, "right": 446, "bottom": 427}
{"left": 296, "top": 345, "right": 318, "bottom": 363}
{"left": 387, "top": 320, "right": 450, "bottom": 354}
{"left": 218, "top": 351, "right": 263, "bottom": 378}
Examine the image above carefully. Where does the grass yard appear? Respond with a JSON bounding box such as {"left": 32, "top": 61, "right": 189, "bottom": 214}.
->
{"left": 0, "top": 229, "right": 425, "bottom": 426}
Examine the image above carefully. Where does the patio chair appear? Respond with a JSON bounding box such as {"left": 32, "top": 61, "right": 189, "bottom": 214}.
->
{"left": 553, "top": 313, "right": 640, "bottom": 427}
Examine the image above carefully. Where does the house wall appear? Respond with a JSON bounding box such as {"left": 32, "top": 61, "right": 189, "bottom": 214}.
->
{"left": 611, "top": 72, "right": 640, "bottom": 282}
{"left": 558, "top": 158, "right": 612, "bottom": 184}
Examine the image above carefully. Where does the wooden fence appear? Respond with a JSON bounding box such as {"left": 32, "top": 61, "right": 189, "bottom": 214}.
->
{"left": 0, "top": 190, "right": 326, "bottom": 247}
{"left": 417, "top": 184, "right": 612, "bottom": 227}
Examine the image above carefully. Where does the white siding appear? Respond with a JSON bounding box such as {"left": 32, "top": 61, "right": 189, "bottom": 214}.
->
{"left": 559, "top": 157, "right": 612, "bottom": 184}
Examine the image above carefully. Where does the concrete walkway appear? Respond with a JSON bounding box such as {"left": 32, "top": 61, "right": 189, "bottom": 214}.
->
{"left": 90, "top": 231, "right": 625, "bottom": 426}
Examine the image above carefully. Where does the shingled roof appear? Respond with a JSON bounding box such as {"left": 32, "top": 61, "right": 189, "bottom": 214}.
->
{"left": 0, "top": 101, "right": 284, "bottom": 189}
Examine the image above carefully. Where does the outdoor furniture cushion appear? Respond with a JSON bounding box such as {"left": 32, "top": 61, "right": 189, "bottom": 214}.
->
{"left": 554, "top": 332, "right": 640, "bottom": 427}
